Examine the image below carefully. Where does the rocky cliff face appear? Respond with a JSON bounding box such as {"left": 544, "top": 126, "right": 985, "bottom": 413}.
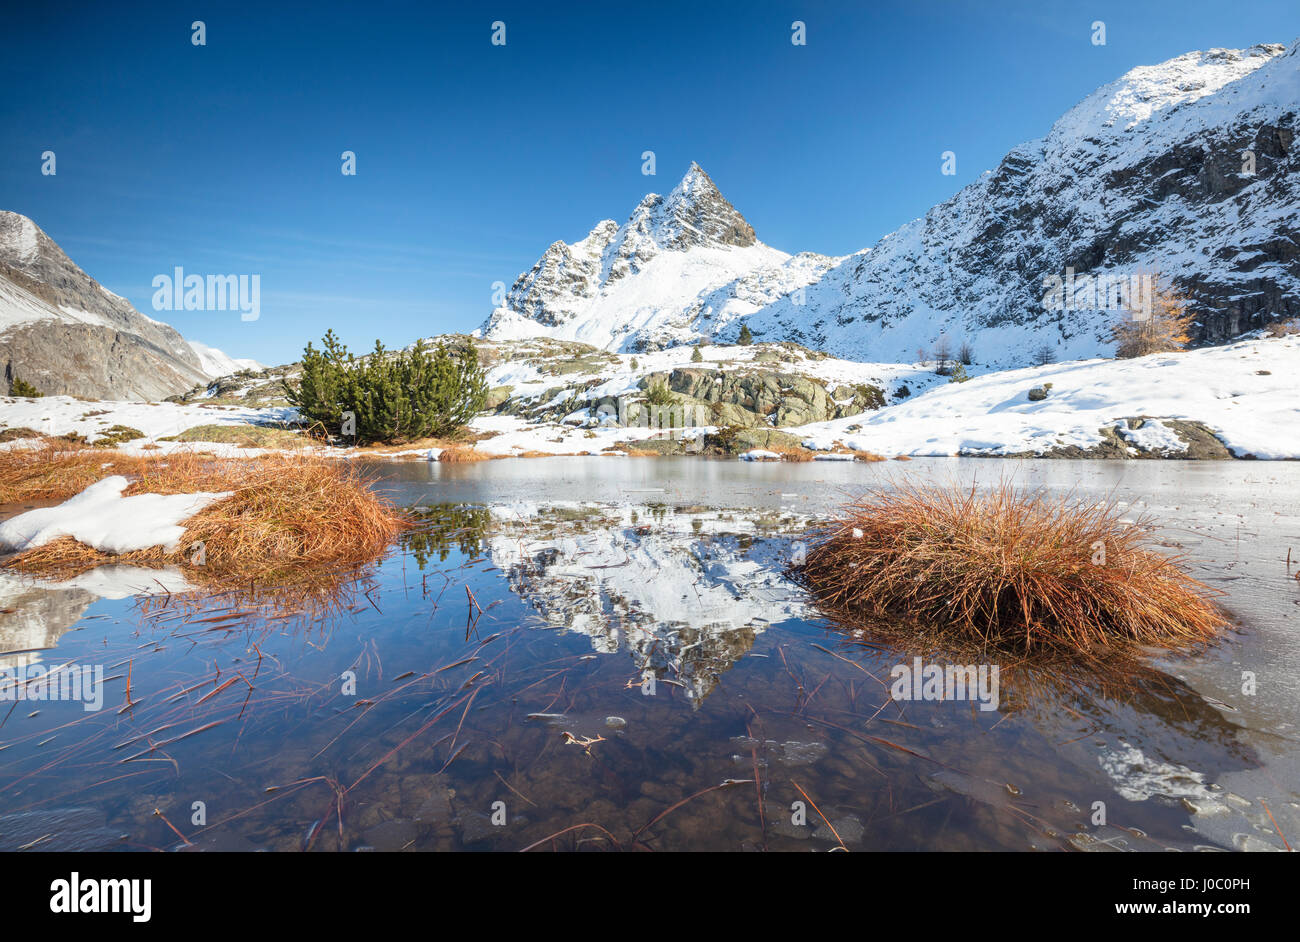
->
{"left": 483, "top": 42, "right": 1299, "bottom": 366}
{"left": 0, "top": 211, "right": 216, "bottom": 399}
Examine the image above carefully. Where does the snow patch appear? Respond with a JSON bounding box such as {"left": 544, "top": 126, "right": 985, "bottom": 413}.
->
{"left": 1097, "top": 742, "right": 1216, "bottom": 803}
{"left": 0, "top": 476, "right": 231, "bottom": 554}
{"left": 792, "top": 335, "right": 1300, "bottom": 459}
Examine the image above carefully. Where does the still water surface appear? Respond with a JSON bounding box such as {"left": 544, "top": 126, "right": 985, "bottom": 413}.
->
{"left": 0, "top": 457, "right": 1295, "bottom": 851}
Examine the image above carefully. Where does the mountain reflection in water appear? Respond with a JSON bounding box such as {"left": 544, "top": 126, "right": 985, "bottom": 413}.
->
{"left": 0, "top": 500, "right": 1275, "bottom": 851}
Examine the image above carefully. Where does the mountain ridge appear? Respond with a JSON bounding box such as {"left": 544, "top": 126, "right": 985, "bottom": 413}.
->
{"left": 482, "top": 40, "right": 1299, "bottom": 365}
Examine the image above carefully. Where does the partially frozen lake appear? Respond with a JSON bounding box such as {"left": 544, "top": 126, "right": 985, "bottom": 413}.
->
{"left": 1, "top": 457, "right": 1296, "bottom": 851}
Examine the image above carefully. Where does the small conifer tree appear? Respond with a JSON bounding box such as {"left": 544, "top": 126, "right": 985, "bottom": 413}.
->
{"left": 8, "top": 376, "right": 42, "bottom": 397}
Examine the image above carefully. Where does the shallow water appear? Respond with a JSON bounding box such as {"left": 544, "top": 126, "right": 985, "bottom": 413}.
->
{"left": 1, "top": 457, "right": 1296, "bottom": 851}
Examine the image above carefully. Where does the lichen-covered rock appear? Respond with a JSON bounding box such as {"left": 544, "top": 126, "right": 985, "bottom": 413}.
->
{"left": 484, "top": 385, "right": 513, "bottom": 410}
{"left": 636, "top": 367, "right": 848, "bottom": 427}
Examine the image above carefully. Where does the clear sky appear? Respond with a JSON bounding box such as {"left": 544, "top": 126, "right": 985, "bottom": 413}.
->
{"left": 1, "top": 0, "right": 1295, "bottom": 365}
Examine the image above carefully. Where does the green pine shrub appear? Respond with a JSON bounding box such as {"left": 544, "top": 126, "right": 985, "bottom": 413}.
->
{"left": 8, "top": 377, "right": 42, "bottom": 398}
{"left": 645, "top": 382, "right": 678, "bottom": 407}
{"left": 285, "top": 330, "right": 488, "bottom": 444}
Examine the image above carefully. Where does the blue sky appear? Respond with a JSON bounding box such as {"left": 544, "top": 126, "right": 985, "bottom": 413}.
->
{"left": 1, "top": 0, "right": 1295, "bottom": 365}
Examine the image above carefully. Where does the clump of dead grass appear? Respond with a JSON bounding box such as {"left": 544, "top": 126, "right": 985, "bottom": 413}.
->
{"left": 0, "top": 427, "right": 42, "bottom": 443}
{"left": 795, "top": 481, "right": 1227, "bottom": 655}
{"left": 438, "top": 444, "right": 492, "bottom": 462}
{"left": 0, "top": 438, "right": 146, "bottom": 503}
{"left": 1, "top": 442, "right": 406, "bottom": 584}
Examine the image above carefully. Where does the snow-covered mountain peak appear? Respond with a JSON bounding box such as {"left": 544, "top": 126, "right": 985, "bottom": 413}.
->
{"left": 600, "top": 163, "right": 759, "bottom": 281}
{"left": 482, "top": 39, "right": 1297, "bottom": 360}
{"left": 736, "top": 37, "right": 1298, "bottom": 365}
{"left": 186, "top": 340, "right": 264, "bottom": 379}
{"left": 480, "top": 163, "right": 802, "bottom": 350}
{"left": 651, "top": 161, "right": 758, "bottom": 250}
{"left": 1051, "top": 42, "right": 1287, "bottom": 142}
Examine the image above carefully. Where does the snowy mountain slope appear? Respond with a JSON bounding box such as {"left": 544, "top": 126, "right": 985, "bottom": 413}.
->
{"left": 10, "top": 331, "right": 1296, "bottom": 459}
{"left": 462, "top": 333, "right": 1300, "bottom": 459}
{"left": 479, "top": 163, "right": 842, "bottom": 351}
{"left": 0, "top": 393, "right": 297, "bottom": 452}
{"left": 187, "top": 340, "right": 264, "bottom": 379}
{"left": 482, "top": 42, "right": 1299, "bottom": 366}
{"left": 0, "top": 211, "right": 256, "bottom": 398}
{"left": 748, "top": 41, "right": 1299, "bottom": 365}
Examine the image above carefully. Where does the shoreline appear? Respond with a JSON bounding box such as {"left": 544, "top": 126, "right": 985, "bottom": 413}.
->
{"left": 0, "top": 430, "right": 1289, "bottom": 463}
{"left": 8, "top": 333, "right": 1297, "bottom": 461}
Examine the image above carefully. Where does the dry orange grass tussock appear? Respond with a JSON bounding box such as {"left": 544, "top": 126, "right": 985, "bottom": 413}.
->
{"left": 795, "top": 481, "right": 1227, "bottom": 655}
{"left": 2, "top": 443, "right": 407, "bottom": 582}
{"left": 438, "top": 444, "right": 493, "bottom": 463}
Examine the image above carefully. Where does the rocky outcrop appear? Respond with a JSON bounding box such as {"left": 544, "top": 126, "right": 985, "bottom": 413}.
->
{"left": 0, "top": 319, "right": 210, "bottom": 401}
{"left": 1008, "top": 417, "right": 1234, "bottom": 459}
{"left": 490, "top": 349, "right": 888, "bottom": 431}
{"left": 635, "top": 367, "right": 882, "bottom": 428}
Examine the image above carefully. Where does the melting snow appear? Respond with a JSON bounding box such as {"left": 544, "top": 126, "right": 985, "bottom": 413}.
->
{"left": 0, "top": 476, "right": 231, "bottom": 554}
